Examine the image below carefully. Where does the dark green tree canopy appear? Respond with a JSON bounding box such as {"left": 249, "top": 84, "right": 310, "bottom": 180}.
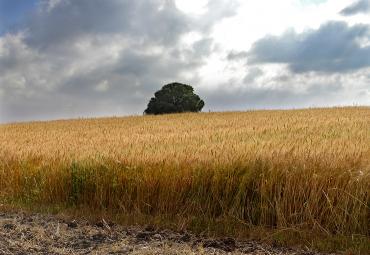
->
{"left": 144, "top": 83, "right": 205, "bottom": 115}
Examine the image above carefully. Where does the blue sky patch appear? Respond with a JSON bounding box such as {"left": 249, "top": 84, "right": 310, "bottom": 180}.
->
{"left": 0, "top": 0, "right": 39, "bottom": 34}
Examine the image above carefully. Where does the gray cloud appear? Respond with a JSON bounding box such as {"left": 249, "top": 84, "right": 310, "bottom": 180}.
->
{"left": 227, "top": 51, "right": 248, "bottom": 61}
{"left": 200, "top": 70, "right": 370, "bottom": 111}
{"left": 243, "top": 67, "right": 263, "bottom": 83}
{"left": 201, "top": 85, "right": 341, "bottom": 111}
{"left": 195, "top": 0, "right": 239, "bottom": 32}
{"left": 247, "top": 22, "right": 370, "bottom": 73}
{"left": 0, "top": 0, "right": 237, "bottom": 123}
{"left": 340, "top": 0, "right": 370, "bottom": 16}
{"left": 26, "top": 0, "right": 190, "bottom": 49}
{"left": 25, "top": 0, "right": 238, "bottom": 50}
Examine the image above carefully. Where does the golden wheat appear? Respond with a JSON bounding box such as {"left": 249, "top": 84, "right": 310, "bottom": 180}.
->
{"left": 0, "top": 107, "right": 369, "bottom": 250}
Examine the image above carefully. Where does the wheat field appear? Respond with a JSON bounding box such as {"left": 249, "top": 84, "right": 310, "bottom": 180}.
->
{"left": 0, "top": 107, "right": 369, "bottom": 251}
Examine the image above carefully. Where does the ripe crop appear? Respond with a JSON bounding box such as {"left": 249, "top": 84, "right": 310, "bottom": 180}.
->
{"left": 0, "top": 107, "right": 369, "bottom": 251}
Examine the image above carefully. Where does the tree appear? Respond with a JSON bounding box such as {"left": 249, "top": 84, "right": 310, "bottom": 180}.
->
{"left": 144, "top": 82, "right": 205, "bottom": 115}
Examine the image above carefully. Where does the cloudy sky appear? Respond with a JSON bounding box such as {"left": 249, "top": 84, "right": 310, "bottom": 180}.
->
{"left": 0, "top": 0, "right": 369, "bottom": 123}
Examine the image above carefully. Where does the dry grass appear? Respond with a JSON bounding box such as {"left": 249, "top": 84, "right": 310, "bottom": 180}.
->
{"left": 0, "top": 107, "right": 369, "bottom": 252}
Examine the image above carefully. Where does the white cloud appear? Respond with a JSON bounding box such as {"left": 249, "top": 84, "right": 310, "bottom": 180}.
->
{"left": 175, "top": 0, "right": 208, "bottom": 15}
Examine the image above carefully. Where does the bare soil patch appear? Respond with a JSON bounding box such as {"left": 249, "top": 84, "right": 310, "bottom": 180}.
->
{"left": 0, "top": 211, "right": 335, "bottom": 255}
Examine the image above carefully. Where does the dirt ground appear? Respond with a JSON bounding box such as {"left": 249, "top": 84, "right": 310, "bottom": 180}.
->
{"left": 0, "top": 211, "right": 333, "bottom": 255}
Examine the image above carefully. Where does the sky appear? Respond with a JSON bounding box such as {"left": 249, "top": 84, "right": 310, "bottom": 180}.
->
{"left": 0, "top": 0, "right": 369, "bottom": 123}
